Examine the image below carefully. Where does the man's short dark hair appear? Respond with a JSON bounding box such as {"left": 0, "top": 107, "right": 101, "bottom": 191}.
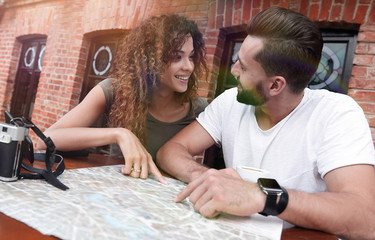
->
{"left": 247, "top": 7, "right": 323, "bottom": 94}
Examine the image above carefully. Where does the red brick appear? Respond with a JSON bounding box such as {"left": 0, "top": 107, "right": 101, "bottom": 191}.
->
{"left": 233, "top": 10, "right": 241, "bottom": 25}
{"left": 352, "top": 66, "right": 368, "bottom": 78}
{"left": 208, "top": 1, "right": 216, "bottom": 29}
{"left": 280, "top": 1, "right": 288, "bottom": 8}
{"left": 309, "top": 4, "right": 320, "bottom": 21}
{"left": 367, "top": 114, "right": 375, "bottom": 128}
{"left": 242, "top": 0, "right": 251, "bottom": 23}
{"left": 369, "top": 44, "right": 375, "bottom": 54}
{"left": 262, "top": 0, "right": 271, "bottom": 10}
{"left": 368, "top": 3, "right": 375, "bottom": 24}
{"left": 349, "top": 78, "right": 375, "bottom": 90}
{"left": 369, "top": 68, "right": 375, "bottom": 79}
{"left": 319, "top": 0, "right": 332, "bottom": 21}
{"left": 348, "top": 89, "right": 375, "bottom": 102}
{"left": 253, "top": 0, "right": 262, "bottom": 8}
{"left": 354, "top": 5, "right": 369, "bottom": 24}
{"left": 224, "top": 0, "right": 233, "bottom": 27}
{"left": 356, "top": 43, "right": 368, "bottom": 54}
{"left": 217, "top": 0, "right": 225, "bottom": 15}
{"left": 353, "top": 55, "right": 374, "bottom": 66}
{"left": 342, "top": 0, "right": 356, "bottom": 22}
{"left": 216, "top": 15, "right": 224, "bottom": 29}
{"left": 358, "top": 32, "right": 375, "bottom": 42}
{"left": 234, "top": 0, "right": 242, "bottom": 10}
{"left": 358, "top": 102, "right": 375, "bottom": 114}
{"left": 329, "top": 4, "right": 342, "bottom": 21}
{"left": 299, "top": 0, "right": 309, "bottom": 16}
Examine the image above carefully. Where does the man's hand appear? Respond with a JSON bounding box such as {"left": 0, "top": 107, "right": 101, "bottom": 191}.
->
{"left": 174, "top": 168, "right": 266, "bottom": 217}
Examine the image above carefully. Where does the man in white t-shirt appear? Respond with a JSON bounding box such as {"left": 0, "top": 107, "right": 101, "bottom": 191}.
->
{"left": 157, "top": 6, "right": 375, "bottom": 240}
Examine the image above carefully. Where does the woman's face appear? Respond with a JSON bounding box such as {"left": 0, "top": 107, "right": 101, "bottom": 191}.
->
{"left": 159, "top": 36, "right": 195, "bottom": 93}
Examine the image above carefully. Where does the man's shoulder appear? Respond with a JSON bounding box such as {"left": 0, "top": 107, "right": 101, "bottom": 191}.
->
{"left": 213, "top": 87, "right": 239, "bottom": 103}
{"left": 305, "top": 88, "right": 359, "bottom": 108}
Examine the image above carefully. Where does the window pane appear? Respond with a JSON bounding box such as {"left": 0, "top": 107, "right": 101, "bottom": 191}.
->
{"left": 308, "top": 42, "right": 348, "bottom": 93}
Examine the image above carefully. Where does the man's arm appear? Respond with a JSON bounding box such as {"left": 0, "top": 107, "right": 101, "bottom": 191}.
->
{"left": 175, "top": 163, "right": 375, "bottom": 239}
{"left": 281, "top": 164, "right": 375, "bottom": 239}
{"left": 156, "top": 120, "right": 216, "bottom": 183}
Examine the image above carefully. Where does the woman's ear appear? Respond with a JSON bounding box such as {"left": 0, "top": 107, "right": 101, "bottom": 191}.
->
{"left": 269, "top": 76, "right": 286, "bottom": 96}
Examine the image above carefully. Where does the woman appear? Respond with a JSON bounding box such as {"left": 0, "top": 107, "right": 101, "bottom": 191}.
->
{"left": 36, "top": 14, "right": 208, "bottom": 184}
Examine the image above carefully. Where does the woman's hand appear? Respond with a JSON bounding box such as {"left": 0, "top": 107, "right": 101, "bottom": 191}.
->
{"left": 115, "top": 128, "right": 167, "bottom": 184}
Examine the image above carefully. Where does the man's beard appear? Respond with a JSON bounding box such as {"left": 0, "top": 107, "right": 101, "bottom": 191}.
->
{"left": 236, "top": 82, "right": 267, "bottom": 106}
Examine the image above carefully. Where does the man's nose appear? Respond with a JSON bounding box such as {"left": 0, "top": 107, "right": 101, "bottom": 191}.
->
{"left": 231, "top": 61, "right": 240, "bottom": 78}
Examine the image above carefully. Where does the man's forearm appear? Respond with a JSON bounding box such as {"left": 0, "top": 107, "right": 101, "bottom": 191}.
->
{"left": 280, "top": 190, "right": 375, "bottom": 239}
{"left": 157, "top": 141, "right": 208, "bottom": 183}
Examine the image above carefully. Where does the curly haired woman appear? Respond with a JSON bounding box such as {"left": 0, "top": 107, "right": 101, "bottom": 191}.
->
{"left": 37, "top": 14, "right": 208, "bottom": 184}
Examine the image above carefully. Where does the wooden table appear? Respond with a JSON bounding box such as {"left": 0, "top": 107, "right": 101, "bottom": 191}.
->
{"left": 0, "top": 154, "right": 337, "bottom": 240}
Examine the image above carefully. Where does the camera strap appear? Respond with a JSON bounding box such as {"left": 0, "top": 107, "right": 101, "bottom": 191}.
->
{"left": 17, "top": 118, "right": 69, "bottom": 190}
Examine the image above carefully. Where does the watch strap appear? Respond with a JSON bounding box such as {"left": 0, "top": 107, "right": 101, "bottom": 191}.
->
{"left": 259, "top": 193, "right": 278, "bottom": 216}
{"left": 277, "top": 187, "right": 288, "bottom": 214}
{"left": 259, "top": 186, "right": 289, "bottom": 216}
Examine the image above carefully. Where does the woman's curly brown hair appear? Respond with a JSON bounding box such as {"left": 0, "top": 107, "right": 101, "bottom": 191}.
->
{"left": 108, "top": 14, "right": 207, "bottom": 145}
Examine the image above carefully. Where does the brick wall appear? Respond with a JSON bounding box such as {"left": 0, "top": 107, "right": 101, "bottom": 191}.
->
{"left": 0, "top": 0, "right": 374, "bottom": 144}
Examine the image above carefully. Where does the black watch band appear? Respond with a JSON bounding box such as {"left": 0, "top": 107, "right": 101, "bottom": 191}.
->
{"left": 258, "top": 178, "right": 289, "bottom": 216}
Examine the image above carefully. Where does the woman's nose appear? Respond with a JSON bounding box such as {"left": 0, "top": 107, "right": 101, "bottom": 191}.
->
{"left": 183, "top": 58, "right": 194, "bottom": 71}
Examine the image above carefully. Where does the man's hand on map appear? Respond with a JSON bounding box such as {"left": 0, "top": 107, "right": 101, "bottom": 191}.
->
{"left": 174, "top": 168, "right": 266, "bottom": 218}
{"left": 116, "top": 128, "right": 168, "bottom": 184}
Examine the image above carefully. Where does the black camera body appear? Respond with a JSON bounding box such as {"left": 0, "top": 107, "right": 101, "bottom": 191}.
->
{"left": 0, "top": 122, "right": 29, "bottom": 181}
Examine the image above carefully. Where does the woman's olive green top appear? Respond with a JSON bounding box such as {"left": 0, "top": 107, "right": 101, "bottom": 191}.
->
{"left": 98, "top": 78, "right": 208, "bottom": 161}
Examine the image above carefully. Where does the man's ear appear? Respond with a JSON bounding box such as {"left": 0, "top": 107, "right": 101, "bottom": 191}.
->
{"left": 268, "top": 76, "right": 286, "bottom": 96}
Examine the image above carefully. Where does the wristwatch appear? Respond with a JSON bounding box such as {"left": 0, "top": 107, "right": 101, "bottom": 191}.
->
{"left": 257, "top": 178, "right": 289, "bottom": 216}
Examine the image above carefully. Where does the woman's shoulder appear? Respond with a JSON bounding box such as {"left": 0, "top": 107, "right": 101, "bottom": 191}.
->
{"left": 192, "top": 96, "right": 208, "bottom": 114}
{"left": 98, "top": 78, "right": 116, "bottom": 111}
{"left": 98, "top": 78, "right": 116, "bottom": 89}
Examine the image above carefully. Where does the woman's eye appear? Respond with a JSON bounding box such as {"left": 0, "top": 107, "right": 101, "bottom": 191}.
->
{"left": 172, "top": 55, "right": 182, "bottom": 62}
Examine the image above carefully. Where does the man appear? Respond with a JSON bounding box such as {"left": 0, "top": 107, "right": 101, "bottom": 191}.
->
{"left": 157, "top": 7, "right": 375, "bottom": 240}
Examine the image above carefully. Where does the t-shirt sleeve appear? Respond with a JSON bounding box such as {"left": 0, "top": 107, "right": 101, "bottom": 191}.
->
{"left": 196, "top": 89, "right": 236, "bottom": 147}
{"left": 98, "top": 78, "right": 115, "bottom": 114}
{"left": 317, "top": 96, "right": 375, "bottom": 177}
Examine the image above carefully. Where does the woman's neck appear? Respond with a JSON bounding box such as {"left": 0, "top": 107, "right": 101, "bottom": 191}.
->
{"left": 149, "top": 90, "right": 190, "bottom": 122}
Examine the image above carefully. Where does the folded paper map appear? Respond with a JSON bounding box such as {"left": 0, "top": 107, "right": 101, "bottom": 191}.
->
{"left": 0, "top": 165, "right": 282, "bottom": 239}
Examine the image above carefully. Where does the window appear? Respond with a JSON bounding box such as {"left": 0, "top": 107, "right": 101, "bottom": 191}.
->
{"left": 308, "top": 31, "right": 357, "bottom": 94}
{"left": 81, "top": 32, "right": 126, "bottom": 102}
{"left": 215, "top": 32, "right": 246, "bottom": 97}
{"left": 10, "top": 37, "right": 46, "bottom": 119}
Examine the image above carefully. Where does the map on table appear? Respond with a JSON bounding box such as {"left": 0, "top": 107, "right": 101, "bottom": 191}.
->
{"left": 0, "top": 165, "right": 282, "bottom": 240}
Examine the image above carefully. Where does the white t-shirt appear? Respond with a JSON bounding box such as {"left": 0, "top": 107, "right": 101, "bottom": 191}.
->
{"left": 197, "top": 87, "right": 375, "bottom": 193}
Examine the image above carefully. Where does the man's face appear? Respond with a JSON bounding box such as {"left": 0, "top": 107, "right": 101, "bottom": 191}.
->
{"left": 231, "top": 36, "right": 270, "bottom": 106}
{"left": 236, "top": 79, "right": 267, "bottom": 106}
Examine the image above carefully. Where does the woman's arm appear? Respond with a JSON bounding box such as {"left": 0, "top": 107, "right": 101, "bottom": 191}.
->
{"left": 36, "top": 85, "right": 166, "bottom": 183}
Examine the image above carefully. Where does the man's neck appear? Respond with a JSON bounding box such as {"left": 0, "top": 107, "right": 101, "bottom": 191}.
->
{"left": 255, "top": 92, "right": 304, "bottom": 130}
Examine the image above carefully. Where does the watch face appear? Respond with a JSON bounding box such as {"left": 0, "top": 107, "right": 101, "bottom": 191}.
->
{"left": 258, "top": 178, "right": 283, "bottom": 194}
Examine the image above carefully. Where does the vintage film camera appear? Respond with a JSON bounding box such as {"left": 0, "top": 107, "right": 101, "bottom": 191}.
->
{"left": 0, "top": 122, "right": 28, "bottom": 181}
{"left": 0, "top": 111, "right": 68, "bottom": 190}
